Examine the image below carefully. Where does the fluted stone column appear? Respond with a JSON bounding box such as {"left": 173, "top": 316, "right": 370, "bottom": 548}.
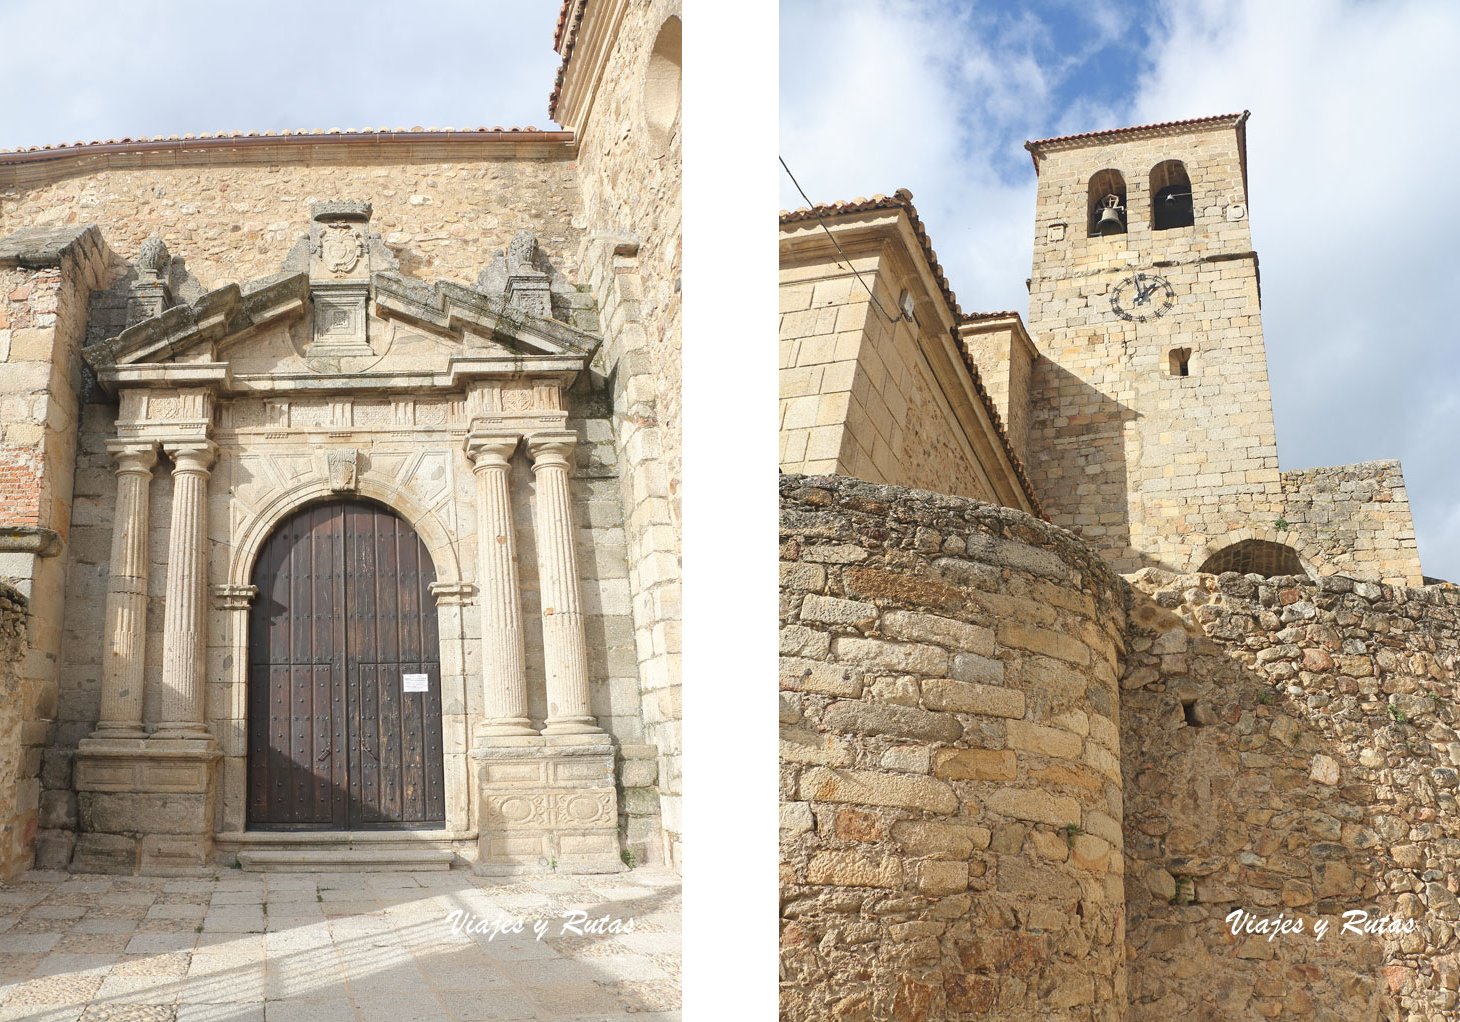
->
{"left": 528, "top": 432, "right": 600, "bottom": 735}
{"left": 92, "top": 442, "right": 159, "bottom": 739}
{"left": 153, "top": 442, "right": 217, "bottom": 741}
{"left": 466, "top": 434, "right": 535, "bottom": 737}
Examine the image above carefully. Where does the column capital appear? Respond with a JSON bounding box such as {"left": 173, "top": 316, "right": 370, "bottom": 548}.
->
{"left": 105, "top": 441, "right": 159, "bottom": 474}
{"left": 465, "top": 433, "right": 520, "bottom": 470}
{"left": 165, "top": 441, "right": 218, "bottom": 475}
{"left": 526, "top": 431, "right": 577, "bottom": 471}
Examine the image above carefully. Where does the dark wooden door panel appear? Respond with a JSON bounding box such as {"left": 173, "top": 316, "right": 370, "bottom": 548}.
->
{"left": 248, "top": 499, "right": 444, "bottom": 831}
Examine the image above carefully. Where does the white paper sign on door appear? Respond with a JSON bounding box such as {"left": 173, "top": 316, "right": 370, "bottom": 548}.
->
{"left": 402, "top": 673, "right": 429, "bottom": 693}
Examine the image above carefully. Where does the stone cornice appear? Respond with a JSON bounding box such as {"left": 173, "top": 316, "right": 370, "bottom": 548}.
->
{"left": 85, "top": 269, "right": 601, "bottom": 394}
{"left": 84, "top": 274, "right": 310, "bottom": 371}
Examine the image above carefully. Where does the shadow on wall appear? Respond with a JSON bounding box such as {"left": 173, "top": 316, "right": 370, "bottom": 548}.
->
{"left": 1122, "top": 569, "right": 1460, "bottom": 1021}
{"left": 1025, "top": 359, "right": 1144, "bottom": 573}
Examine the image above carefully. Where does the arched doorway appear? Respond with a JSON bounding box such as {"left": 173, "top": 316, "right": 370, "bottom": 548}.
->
{"left": 247, "top": 499, "right": 445, "bottom": 830}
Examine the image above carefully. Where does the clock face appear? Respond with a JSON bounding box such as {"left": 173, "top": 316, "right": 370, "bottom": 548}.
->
{"left": 1110, "top": 273, "right": 1176, "bottom": 322}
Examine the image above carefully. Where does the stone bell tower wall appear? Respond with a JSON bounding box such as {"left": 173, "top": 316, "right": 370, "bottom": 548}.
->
{"left": 1024, "top": 118, "right": 1286, "bottom": 577}
{"left": 779, "top": 474, "right": 1127, "bottom": 1022}
{"left": 1122, "top": 569, "right": 1460, "bottom": 1021}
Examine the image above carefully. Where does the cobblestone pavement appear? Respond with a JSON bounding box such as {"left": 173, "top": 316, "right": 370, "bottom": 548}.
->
{"left": 0, "top": 867, "right": 681, "bottom": 1022}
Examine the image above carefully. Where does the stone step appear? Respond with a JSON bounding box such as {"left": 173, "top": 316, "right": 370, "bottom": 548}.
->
{"left": 236, "top": 848, "right": 457, "bottom": 872}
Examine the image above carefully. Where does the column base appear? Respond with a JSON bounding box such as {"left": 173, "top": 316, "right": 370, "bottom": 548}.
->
{"left": 89, "top": 723, "right": 148, "bottom": 741}
{"left": 471, "top": 737, "right": 625, "bottom": 876}
{"left": 71, "top": 744, "right": 220, "bottom": 876}
{"left": 151, "top": 723, "right": 213, "bottom": 741}
{"left": 542, "top": 717, "right": 603, "bottom": 736}
{"left": 477, "top": 719, "right": 538, "bottom": 739}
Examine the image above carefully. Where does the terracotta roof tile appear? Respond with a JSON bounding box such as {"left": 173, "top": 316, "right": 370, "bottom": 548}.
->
{"left": 554, "top": 0, "right": 576, "bottom": 51}
{"left": 779, "top": 191, "right": 1045, "bottom": 517}
{"left": 959, "top": 310, "right": 1021, "bottom": 323}
{"left": 1026, "top": 112, "right": 1248, "bottom": 155}
{"left": 548, "top": 0, "right": 590, "bottom": 122}
{"left": 0, "top": 126, "right": 567, "bottom": 164}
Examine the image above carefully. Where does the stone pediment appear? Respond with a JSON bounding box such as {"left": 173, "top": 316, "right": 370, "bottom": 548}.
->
{"left": 82, "top": 203, "right": 600, "bottom": 390}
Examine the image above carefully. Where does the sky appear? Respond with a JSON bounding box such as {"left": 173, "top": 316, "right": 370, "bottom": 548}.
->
{"left": 0, "top": 1, "right": 562, "bottom": 148}
{"left": 781, "top": 0, "right": 1460, "bottom": 584}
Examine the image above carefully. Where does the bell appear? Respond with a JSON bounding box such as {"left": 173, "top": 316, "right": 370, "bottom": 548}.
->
{"left": 1095, "top": 197, "right": 1125, "bottom": 235}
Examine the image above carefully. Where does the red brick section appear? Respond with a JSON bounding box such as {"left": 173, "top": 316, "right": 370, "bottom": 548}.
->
{"left": 0, "top": 271, "right": 50, "bottom": 528}
{"left": 0, "top": 449, "right": 42, "bottom": 526}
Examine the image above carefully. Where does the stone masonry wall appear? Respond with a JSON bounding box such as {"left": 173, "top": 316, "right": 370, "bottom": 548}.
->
{"left": 1280, "top": 461, "right": 1423, "bottom": 586}
{"left": 572, "top": 0, "right": 682, "bottom": 531}
{"left": 1025, "top": 123, "right": 1288, "bottom": 576}
{"left": 1122, "top": 568, "right": 1460, "bottom": 1021}
{"left": 0, "top": 581, "right": 30, "bottom": 879}
{"left": 779, "top": 239, "right": 1011, "bottom": 507}
{"left": 569, "top": 0, "right": 684, "bottom": 866}
{"left": 779, "top": 258, "right": 869, "bottom": 478}
{"left": 780, "top": 475, "right": 1127, "bottom": 1022}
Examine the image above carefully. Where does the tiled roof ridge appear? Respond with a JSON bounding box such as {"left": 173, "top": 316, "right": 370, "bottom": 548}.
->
{"left": 779, "top": 188, "right": 962, "bottom": 318}
{"left": 959, "top": 310, "right": 1021, "bottom": 323}
{"left": 1026, "top": 111, "right": 1249, "bottom": 151}
{"left": 548, "top": 0, "right": 590, "bottom": 122}
{"left": 778, "top": 190, "right": 1045, "bottom": 517}
{"left": 0, "top": 126, "right": 561, "bottom": 159}
{"left": 0, "top": 127, "right": 572, "bottom": 168}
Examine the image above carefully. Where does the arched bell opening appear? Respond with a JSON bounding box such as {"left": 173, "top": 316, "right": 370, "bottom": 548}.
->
{"left": 1151, "top": 159, "right": 1194, "bottom": 230}
{"left": 1088, "top": 169, "right": 1128, "bottom": 236}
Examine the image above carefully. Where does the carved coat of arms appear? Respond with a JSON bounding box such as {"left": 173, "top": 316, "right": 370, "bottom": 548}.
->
{"left": 319, "top": 222, "right": 363, "bottom": 274}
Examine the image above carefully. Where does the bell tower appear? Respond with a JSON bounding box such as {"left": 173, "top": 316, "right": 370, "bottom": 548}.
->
{"left": 1022, "top": 112, "right": 1286, "bottom": 574}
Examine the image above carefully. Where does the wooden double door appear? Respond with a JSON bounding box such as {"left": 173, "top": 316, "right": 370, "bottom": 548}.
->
{"left": 247, "top": 499, "right": 446, "bottom": 830}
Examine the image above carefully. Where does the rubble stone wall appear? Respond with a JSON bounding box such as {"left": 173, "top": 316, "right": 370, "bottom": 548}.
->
{"left": 1123, "top": 569, "right": 1459, "bottom": 1022}
{"left": 780, "top": 475, "right": 1127, "bottom": 1022}
{"left": 0, "top": 153, "right": 585, "bottom": 293}
{"left": 0, "top": 581, "right": 29, "bottom": 879}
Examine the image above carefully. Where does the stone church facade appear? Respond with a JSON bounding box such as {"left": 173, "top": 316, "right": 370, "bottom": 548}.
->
{"left": 780, "top": 116, "right": 1459, "bottom": 1021}
{"left": 0, "top": 0, "right": 681, "bottom": 879}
